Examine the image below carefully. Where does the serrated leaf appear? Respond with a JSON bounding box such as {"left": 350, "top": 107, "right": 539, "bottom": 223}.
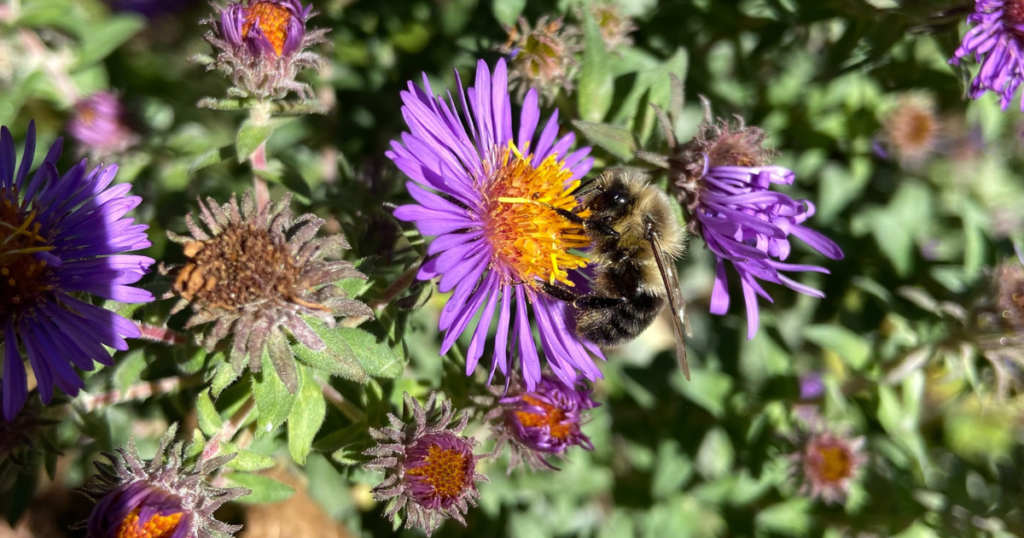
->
{"left": 222, "top": 445, "right": 277, "bottom": 472}
{"left": 197, "top": 390, "right": 223, "bottom": 437}
{"left": 572, "top": 120, "right": 637, "bottom": 161}
{"left": 331, "top": 440, "right": 375, "bottom": 465}
{"left": 337, "top": 326, "right": 404, "bottom": 378}
{"left": 189, "top": 145, "right": 236, "bottom": 176}
{"left": 288, "top": 365, "right": 327, "bottom": 465}
{"left": 578, "top": 7, "right": 614, "bottom": 122}
{"left": 226, "top": 473, "right": 295, "bottom": 504}
{"left": 292, "top": 320, "right": 367, "bottom": 382}
{"left": 251, "top": 350, "right": 298, "bottom": 439}
{"left": 236, "top": 119, "right": 274, "bottom": 163}
{"left": 803, "top": 325, "right": 872, "bottom": 370}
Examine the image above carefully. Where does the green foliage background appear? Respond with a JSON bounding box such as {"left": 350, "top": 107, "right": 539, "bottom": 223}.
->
{"left": 4, "top": 0, "right": 1024, "bottom": 536}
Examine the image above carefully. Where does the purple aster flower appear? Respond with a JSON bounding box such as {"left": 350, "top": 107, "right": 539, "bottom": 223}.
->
{"left": 68, "top": 92, "right": 137, "bottom": 156}
{"left": 660, "top": 102, "right": 843, "bottom": 339}
{"left": 387, "top": 59, "right": 602, "bottom": 391}
{"left": 951, "top": 0, "right": 1024, "bottom": 110}
{"left": 484, "top": 373, "right": 597, "bottom": 472}
{"left": 0, "top": 122, "right": 154, "bottom": 420}
{"left": 202, "top": 0, "right": 327, "bottom": 100}
{"left": 789, "top": 424, "right": 867, "bottom": 505}
{"left": 363, "top": 393, "right": 487, "bottom": 536}
{"left": 79, "top": 424, "right": 248, "bottom": 538}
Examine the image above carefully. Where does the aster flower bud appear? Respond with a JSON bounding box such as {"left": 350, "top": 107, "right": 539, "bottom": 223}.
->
{"left": 68, "top": 91, "right": 137, "bottom": 156}
{"left": 656, "top": 98, "right": 843, "bottom": 339}
{"left": 78, "top": 424, "right": 249, "bottom": 538}
{"left": 483, "top": 374, "right": 597, "bottom": 473}
{"left": 161, "top": 191, "right": 371, "bottom": 393}
{"left": 498, "top": 16, "right": 582, "bottom": 104}
{"left": 201, "top": 0, "right": 328, "bottom": 101}
{"left": 789, "top": 420, "right": 867, "bottom": 505}
{"left": 363, "top": 392, "right": 487, "bottom": 536}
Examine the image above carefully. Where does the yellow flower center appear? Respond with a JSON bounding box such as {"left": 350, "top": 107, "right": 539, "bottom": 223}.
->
{"left": 815, "top": 446, "right": 852, "bottom": 483}
{"left": 514, "top": 395, "right": 573, "bottom": 440}
{"left": 115, "top": 508, "right": 183, "bottom": 538}
{"left": 242, "top": 1, "right": 293, "bottom": 57}
{"left": 483, "top": 142, "right": 590, "bottom": 288}
{"left": 405, "top": 443, "right": 472, "bottom": 500}
{"left": 0, "top": 196, "right": 55, "bottom": 317}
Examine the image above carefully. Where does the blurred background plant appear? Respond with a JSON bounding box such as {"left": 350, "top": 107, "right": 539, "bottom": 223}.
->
{"left": 3, "top": 0, "right": 1024, "bottom": 536}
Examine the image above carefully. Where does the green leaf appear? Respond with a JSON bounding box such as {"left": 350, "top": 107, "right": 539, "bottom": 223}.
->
{"left": 196, "top": 390, "right": 223, "bottom": 438}
{"left": 75, "top": 14, "right": 146, "bottom": 68}
{"left": 226, "top": 473, "right": 295, "bottom": 504}
{"left": 254, "top": 160, "right": 313, "bottom": 204}
{"left": 670, "top": 368, "right": 732, "bottom": 418}
{"left": 210, "top": 360, "right": 241, "bottom": 398}
{"left": 183, "top": 429, "right": 205, "bottom": 462}
{"left": 292, "top": 320, "right": 368, "bottom": 382}
{"left": 492, "top": 0, "right": 526, "bottom": 26}
{"left": 189, "top": 145, "right": 236, "bottom": 176}
{"left": 803, "top": 325, "right": 872, "bottom": 370}
{"left": 578, "top": 7, "right": 614, "bottom": 123}
{"left": 337, "top": 326, "right": 404, "bottom": 379}
{"left": 755, "top": 499, "right": 812, "bottom": 537}
{"left": 251, "top": 350, "right": 298, "bottom": 439}
{"left": 695, "top": 427, "right": 734, "bottom": 480}
{"left": 571, "top": 120, "right": 638, "bottom": 161}
{"left": 287, "top": 365, "right": 327, "bottom": 465}
{"left": 174, "top": 344, "right": 207, "bottom": 375}
{"left": 222, "top": 445, "right": 277, "bottom": 472}
{"left": 113, "top": 350, "right": 148, "bottom": 393}
{"left": 236, "top": 118, "right": 274, "bottom": 163}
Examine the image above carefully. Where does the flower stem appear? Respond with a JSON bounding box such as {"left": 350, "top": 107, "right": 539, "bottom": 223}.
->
{"left": 319, "top": 378, "right": 366, "bottom": 423}
{"left": 369, "top": 262, "right": 423, "bottom": 311}
{"left": 251, "top": 141, "right": 270, "bottom": 210}
{"left": 135, "top": 322, "right": 189, "bottom": 346}
{"left": 77, "top": 375, "right": 201, "bottom": 413}
{"left": 202, "top": 396, "right": 257, "bottom": 462}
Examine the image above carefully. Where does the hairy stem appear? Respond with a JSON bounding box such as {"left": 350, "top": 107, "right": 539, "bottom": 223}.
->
{"left": 135, "top": 322, "right": 189, "bottom": 346}
{"left": 202, "top": 396, "right": 257, "bottom": 462}
{"left": 319, "top": 378, "right": 366, "bottom": 422}
{"left": 251, "top": 141, "right": 270, "bottom": 211}
{"left": 77, "top": 376, "right": 202, "bottom": 413}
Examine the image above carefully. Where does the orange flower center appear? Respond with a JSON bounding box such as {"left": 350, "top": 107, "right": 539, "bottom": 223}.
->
{"left": 514, "top": 395, "right": 573, "bottom": 439}
{"left": 815, "top": 446, "right": 853, "bottom": 483}
{"left": 242, "top": 1, "right": 293, "bottom": 56}
{"left": 0, "top": 198, "right": 55, "bottom": 317}
{"left": 405, "top": 443, "right": 472, "bottom": 500}
{"left": 482, "top": 142, "right": 590, "bottom": 287}
{"left": 887, "top": 101, "right": 937, "bottom": 157}
{"left": 115, "top": 508, "right": 183, "bottom": 538}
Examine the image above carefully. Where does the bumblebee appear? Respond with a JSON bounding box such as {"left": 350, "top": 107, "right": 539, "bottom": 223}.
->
{"left": 541, "top": 169, "right": 692, "bottom": 379}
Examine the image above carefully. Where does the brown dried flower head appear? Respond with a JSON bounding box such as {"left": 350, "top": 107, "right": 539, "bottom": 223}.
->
{"left": 498, "top": 16, "right": 582, "bottom": 104}
{"left": 162, "top": 191, "right": 371, "bottom": 393}
{"left": 881, "top": 94, "right": 941, "bottom": 169}
{"left": 590, "top": 4, "right": 636, "bottom": 51}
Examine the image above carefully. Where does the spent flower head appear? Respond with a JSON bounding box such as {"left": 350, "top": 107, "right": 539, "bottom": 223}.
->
{"left": 363, "top": 392, "right": 487, "bottom": 536}
{"left": 879, "top": 94, "right": 941, "bottom": 169}
{"left": 201, "top": 0, "right": 328, "bottom": 100}
{"left": 68, "top": 91, "right": 137, "bottom": 156}
{"left": 498, "top": 17, "right": 581, "bottom": 104}
{"left": 78, "top": 424, "right": 249, "bottom": 538}
{"left": 161, "top": 191, "right": 371, "bottom": 393}
{"left": 659, "top": 99, "right": 843, "bottom": 339}
{"left": 789, "top": 417, "right": 867, "bottom": 505}
{"left": 387, "top": 59, "right": 602, "bottom": 391}
{"left": 951, "top": 0, "right": 1024, "bottom": 110}
{"left": 588, "top": 3, "right": 636, "bottom": 51}
{"left": 483, "top": 373, "right": 597, "bottom": 472}
{"left": 0, "top": 121, "right": 154, "bottom": 420}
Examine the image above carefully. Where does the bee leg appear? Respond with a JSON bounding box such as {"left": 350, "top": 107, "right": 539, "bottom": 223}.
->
{"left": 573, "top": 295, "right": 626, "bottom": 310}
{"left": 584, "top": 218, "right": 620, "bottom": 240}
{"left": 540, "top": 282, "right": 581, "bottom": 303}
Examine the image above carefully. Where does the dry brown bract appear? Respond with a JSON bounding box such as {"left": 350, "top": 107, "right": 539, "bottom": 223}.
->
{"left": 162, "top": 191, "right": 371, "bottom": 392}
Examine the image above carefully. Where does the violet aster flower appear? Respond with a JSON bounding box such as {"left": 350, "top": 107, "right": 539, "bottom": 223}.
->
{"left": 387, "top": 58, "right": 602, "bottom": 391}
{"left": 658, "top": 101, "right": 843, "bottom": 339}
{"left": 790, "top": 424, "right": 867, "bottom": 505}
{"left": 68, "top": 92, "right": 136, "bottom": 156}
{"left": 0, "top": 122, "right": 154, "bottom": 421}
{"left": 484, "top": 374, "right": 597, "bottom": 472}
{"left": 202, "top": 0, "right": 327, "bottom": 100}
{"left": 79, "top": 424, "right": 248, "bottom": 538}
{"left": 951, "top": 0, "right": 1024, "bottom": 110}
{"left": 363, "top": 393, "right": 487, "bottom": 536}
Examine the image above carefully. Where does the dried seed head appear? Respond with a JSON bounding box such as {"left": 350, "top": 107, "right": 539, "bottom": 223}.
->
{"left": 497, "top": 16, "right": 582, "bottom": 104}
{"left": 363, "top": 393, "right": 488, "bottom": 536}
{"left": 590, "top": 4, "right": 636, "bottom": 51}
{"left": 162, "top": 191, "right": 371, "bottom": 392}
{"left": 78, "top": 424, "right": 250, "bottom": 538}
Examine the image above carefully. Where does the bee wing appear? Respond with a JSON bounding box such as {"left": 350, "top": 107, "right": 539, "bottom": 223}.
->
{"left": 647, "top": 231, "right": 691, "bottom": 381}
